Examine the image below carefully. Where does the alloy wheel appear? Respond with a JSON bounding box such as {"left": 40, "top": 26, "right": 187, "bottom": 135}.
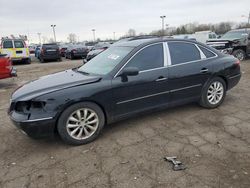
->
{"left": 207, "top": 81, "right": 224, "bottom": 105}
{"left": 66, "top": 108, "right": 99, "bottom": 140}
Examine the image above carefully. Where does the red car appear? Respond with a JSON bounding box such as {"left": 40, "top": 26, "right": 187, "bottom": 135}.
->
{"left": 0, "top": 54, "right": 17, "bottom": 79}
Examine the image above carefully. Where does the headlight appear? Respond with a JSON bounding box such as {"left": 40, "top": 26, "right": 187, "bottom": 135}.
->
{"left": 15, "top": 101, "right": 46, "bottom": 113}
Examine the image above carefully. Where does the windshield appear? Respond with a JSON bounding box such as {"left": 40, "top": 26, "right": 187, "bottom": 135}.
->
{"left": 221, "top": 30, "right": 248, "bottom": 39}
{"left": 78, "top": 46, "right": 133, "bottom": 75}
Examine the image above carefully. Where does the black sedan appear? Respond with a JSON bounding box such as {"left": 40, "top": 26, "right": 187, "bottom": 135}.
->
{"left": 65, "top": 45, "right": 89, "bottom": 59}
{"left": 8, "top": 38, "right": 241, "bottom": 145}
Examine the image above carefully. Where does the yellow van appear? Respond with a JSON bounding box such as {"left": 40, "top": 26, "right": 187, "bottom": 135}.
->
{"left": 0, "top": 39, "right": 31, "bottom": 63}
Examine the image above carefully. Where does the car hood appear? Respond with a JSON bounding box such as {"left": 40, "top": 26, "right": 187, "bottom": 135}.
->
{"left": 12, "top": 69, "right": 101, "bottom": 101}
{"left": 207, "top": 38, "right": 242, "bottom": 43}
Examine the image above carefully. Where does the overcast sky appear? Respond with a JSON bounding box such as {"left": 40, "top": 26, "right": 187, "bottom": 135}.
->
{"left": 0, "top": 0, "right": 249, "bottom": 43}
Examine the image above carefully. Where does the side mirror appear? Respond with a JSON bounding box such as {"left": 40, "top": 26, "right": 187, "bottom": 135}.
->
{"left": 119, "top": 67, "right": 139, "bottom": 82}
{"left": 83, "top": 59, "right": 87, "bottom": 64}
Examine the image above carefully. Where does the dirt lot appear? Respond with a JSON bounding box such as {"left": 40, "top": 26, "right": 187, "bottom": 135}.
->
{"left": 0, "top": 57, "right": 250, "bottom": 188}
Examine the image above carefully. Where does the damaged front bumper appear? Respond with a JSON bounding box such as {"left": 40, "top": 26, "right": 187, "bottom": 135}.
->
{"left": 220, "top": 48, "right": 233, "bottom": 55}
{"left": 9, "top": 111, "right": 56, "bottom": 138}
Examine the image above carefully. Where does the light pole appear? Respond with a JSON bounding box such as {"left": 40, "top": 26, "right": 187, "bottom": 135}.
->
{"left": 160, "top": 15, "right": 166, "bottom": 36}
{"left": 165, "top": 24, "right": 169, "bottom": 35}
{"left": 242, "top": 11, "right": 250, "bottom": 26}
{"left": 37, "top": 33, "right": 41, "bottom": 44}
{"left": 113, "top": 32, "right": 116, "bottom": 40}
{"left": 92, "top": 29, "right": 96, "bottom": 42}
{"left": 51, "top": 25, "right": 56, "bottom": 42}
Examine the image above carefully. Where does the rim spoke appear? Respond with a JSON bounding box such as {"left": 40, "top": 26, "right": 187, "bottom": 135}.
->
{"left": 87, "top": 112, "right": 95, "bottom": 120}
{"left": 83, "top": 127, "right": 90, "bottom": 136}
{"left": 71, "top": 127, "right": 80, "bottom": 136}
{"left": 67, "top": 124, "right": 79, "bottom": 128}
{"left": 84, "top": 109, "right": 88, "bottom": 119}
{"left": 208, "top": 89, "right": 213, "bottom": 94}
{"left": 69, "top": 116, "right": 79, "bottom": 123}
{"left": 85, "top": 124, "right": 96, "bottom": 131}
{"left": 77, "top": 128, "right": 83, "bottom": 138}
{"left": 88, "top": 119, "right": 98, "bottom": 124}
{"left": 76, "top": 110, "right": 81, "bottom": 120}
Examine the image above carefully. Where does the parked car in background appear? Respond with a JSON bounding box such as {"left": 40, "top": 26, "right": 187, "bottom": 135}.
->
{"left": 59, "top": 45, "right": 68, "bottom": 57}
{"left": 207, "top": 28, "right": 250, "bottom": 61}
{"left": 0, "top": 39, "right": 31, "bottom": 64}
{"left": 9, "top": 38, "right": 241, "bottom": 145}
{"left": 0, "top": 54, "right": 17, "bottom": 79}
{"left": 39, "top": 43, "right": 61, "bottom": 63}
{"left": 194, "top": 31, "right": 217, "bottom": 44}
{"left": 28, "top": 45, "right": 36, "bottom": 54}
{"left": 86, "top": 42, "right": 111, "bottom": 61}
{"left": 65, "top": 45, "right": 89, "bottom": 59}
{"left": 172, "top": 34, "right": 196, "bottom": 41}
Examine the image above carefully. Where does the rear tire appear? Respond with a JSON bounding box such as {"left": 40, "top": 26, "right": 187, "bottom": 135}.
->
{"left": 40, "top": 58, "right": 44, "bottom": 63}
{"left": 26, "top": 58, "right": 31, "bottom": 64}
{"left": 232, "top": 49, "right": 246, "bottom": 61}
{"left": 57, "top": 102, "right": 105, "bottom": 145}
{"left": 199, "top": 77, "right": 226, "bottom": 109}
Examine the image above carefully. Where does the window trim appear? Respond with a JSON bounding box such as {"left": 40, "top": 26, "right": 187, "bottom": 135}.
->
{"left": 166, "top": 41, "right": 218, "bottom": 67}
{"left": 197, "top": 44, "right": 218, "bottom": 59}
{"left": 114, "top": 42, "right": 165, "bottom": 78}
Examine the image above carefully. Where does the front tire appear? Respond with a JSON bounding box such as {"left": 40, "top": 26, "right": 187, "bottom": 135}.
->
{"left": 57, "top": 102, "right": 105, "bottom": 145}
{"left": 232, "top": 49, "right": 246, "bottom": 61}
{"left": 199, "top": 77, "right": 226, "bottom": 109}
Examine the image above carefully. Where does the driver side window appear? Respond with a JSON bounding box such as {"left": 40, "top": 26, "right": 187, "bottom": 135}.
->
{"left": 125, "top": 43, "right": 164, "bottom": 71}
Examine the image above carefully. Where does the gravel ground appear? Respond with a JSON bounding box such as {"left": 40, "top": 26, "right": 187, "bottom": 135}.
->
{"left": 0, "top": 57, "right": 250, "bottom": 188}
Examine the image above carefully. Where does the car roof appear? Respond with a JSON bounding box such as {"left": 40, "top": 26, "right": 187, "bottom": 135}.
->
{"left": 112, "top": 37, "right": 203, "bottom": 48}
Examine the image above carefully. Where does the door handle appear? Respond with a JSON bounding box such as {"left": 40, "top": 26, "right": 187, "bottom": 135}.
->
{"left": 156, "top": 76, "right": 167, "bottom": 82}
{"left": 200, "top": 68, "right": 208, "bottom": 73}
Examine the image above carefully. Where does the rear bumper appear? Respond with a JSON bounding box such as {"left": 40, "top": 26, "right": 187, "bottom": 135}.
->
{"left": 41, "top": 54, "right": 61, "bottom": 60}
{"left": 9, "top": 111, "right": 56, "bottom": 138}
{"left": 73, "top": 52, "right": 88, "bottom": 58}
{"left": 227, "top": 73, "right": 241, "bottom": 90}
{"left": 11, "top": 57, "right": 30, "bottom": 62}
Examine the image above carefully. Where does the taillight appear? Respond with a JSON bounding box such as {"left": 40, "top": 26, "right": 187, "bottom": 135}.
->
{"left": 235, "top": 60, "right": 240, "bottom": 65}
{"left": 41, "top": 49, "right": 44, "bottom": 54}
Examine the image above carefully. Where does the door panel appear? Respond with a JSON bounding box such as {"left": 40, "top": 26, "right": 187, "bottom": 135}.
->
{"left": 112, "top": 68, "right": 169, "bottom": 118}
{"left": 168, "top": 59, "right": 213, "bottom": 103}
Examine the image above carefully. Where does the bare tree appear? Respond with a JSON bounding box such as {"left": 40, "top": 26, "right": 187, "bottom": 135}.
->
{"left": 67, "top": 33, "right": 77, "bottom": 43}
{"left": 42, "top": 36, "right": 48, "bottom": 43}
{"left": 127, "top": 29, "right": 136, "bottom": 37}
{"left": 48, "top": 38, "right": 54, "bottom": 43}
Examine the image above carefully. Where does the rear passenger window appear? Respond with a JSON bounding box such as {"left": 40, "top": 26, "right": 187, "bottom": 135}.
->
{"left": 3, "top": 41, "right": 13, "bottom": 48}
{"left": 14, "top": 40, "right": 24, "bottom": 48}
{"left": 126, "top": 43, "right": 164, "bottom": 71}
{"left": 199, "top": 46, "right": 216, "bottom": 58}
{"left": 168, "top": 42, "right": 201, "bottom": 65}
